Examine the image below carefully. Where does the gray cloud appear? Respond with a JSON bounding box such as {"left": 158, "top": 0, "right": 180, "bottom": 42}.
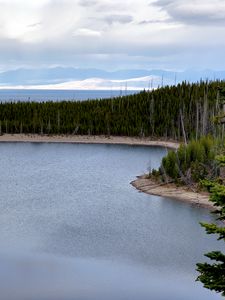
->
{"left": 153, "top": 0, "right": 173, "bottom": 5}
{"left": 153, "top": 0, "right": 225, "bottom": 26}
{"left": 138, "top": 18, "right": 173, "bottom": 25}
{"left": 103, "top": 14, "right": 133, "bottom": 25}
{"left": 0, "top": 0, "right": 224, "bottom": 72}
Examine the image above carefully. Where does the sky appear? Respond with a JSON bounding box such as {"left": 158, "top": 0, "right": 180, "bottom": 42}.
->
{"left": 0, "top": 0, "right": 225, "bottom": 72}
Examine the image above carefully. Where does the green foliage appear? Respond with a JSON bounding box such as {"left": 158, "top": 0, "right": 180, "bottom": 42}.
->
{"left": 199, "top": 223, "right": 225, "bottom": 239}
{"left": 160, "top": 136, "right": 217, "bottom": 183}
{"left": 151, "top": 168, "right": 160, "bottom": 177}
{"left": 190, "top": 161, "right": 207, "bottom": 181}
{"left": 0, "top": 80, "right": 224, "bottom": 139}
{"left": 216, "top": 155, "right": 225, "bottom": 167}
{"left": 162, "top": 150, "right": 179, "bottom": 180}
{"left": 197, "top": 251, "right": 225, "bottom": 296}
{"left": 196, "top": 158, "right": 225, "bottom": 296}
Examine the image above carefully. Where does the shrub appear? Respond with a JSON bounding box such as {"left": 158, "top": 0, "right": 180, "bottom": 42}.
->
{"left": 155, "top": 136, "right": 217, "bottom": 184}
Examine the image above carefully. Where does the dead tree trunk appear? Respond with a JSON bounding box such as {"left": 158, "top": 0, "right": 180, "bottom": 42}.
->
{"left": 20, "top": 122, "right": 23, "bottom": 134}
{"left": 196, "top": 102, "right": 199, "bottom": 140}
{"left": 202, "top": 86, "right": 208, "bottom": 136}
{"left": 180, "top": 108, "right": 187, "bottom": 145}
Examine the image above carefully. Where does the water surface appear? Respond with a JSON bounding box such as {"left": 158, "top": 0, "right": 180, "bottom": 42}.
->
{"left": 0, "top": 89, "right": 138, "bottom": 102}
{"left": 0, "top": 143, "right": 222, "bottom": 300}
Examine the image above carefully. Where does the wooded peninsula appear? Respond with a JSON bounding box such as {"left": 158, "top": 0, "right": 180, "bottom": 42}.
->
{"left": 0, "top": 80, "right": 224, "bottom": 139}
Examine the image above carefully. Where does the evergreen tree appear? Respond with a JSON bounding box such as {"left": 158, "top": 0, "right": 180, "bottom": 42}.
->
{"left": 196, "top": 155, "right": 225, "bottom": 296}
{"left": 159, "top": 136, "right": 217, "bottom": 184}
{"left": 0, "top": 80, "right": 224, "bottom": 139}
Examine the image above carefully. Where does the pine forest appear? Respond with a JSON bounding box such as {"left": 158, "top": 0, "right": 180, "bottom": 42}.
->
{"left": 0, "top": 80, "right": 225, "bottom": 140}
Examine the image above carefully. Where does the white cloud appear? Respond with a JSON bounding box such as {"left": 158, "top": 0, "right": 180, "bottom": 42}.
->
{"left": 0, "top": 0, "right": 224, "bottom": 72}
{"left": 73, "top": 28, "right": 101, "bottom": 37}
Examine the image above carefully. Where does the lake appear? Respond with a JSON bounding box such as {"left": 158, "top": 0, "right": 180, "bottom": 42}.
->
{"left": 0, "top": 89, "right": 139, "bottom": 102}
{"left": 0, "top": 143, "right": 222, "bottom": 300}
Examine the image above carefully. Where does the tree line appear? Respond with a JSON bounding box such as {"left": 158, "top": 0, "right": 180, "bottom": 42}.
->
{"left": 0, "top": 80, "right": 225, "bottom": 139}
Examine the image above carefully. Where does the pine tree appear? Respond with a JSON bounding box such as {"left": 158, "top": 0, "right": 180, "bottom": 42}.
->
{"left": 196, "top": 155, "right": 225, "bottom": 296}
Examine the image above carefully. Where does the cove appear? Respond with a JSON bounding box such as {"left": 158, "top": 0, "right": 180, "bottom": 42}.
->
{"left": 0, "top": 142, "right": 222, "bottom": 300}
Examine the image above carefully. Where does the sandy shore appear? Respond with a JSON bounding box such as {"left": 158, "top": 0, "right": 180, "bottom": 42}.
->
{"left": 0, "top": 134, "right": 179, "bottom": 149}
{"left": 131, "top": 175, "right": 212, "bottom": 209}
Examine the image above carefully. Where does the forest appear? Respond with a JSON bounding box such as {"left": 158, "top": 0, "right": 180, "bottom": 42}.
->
{"left": 0, "top": 80, "right": 225, "bottom": 140}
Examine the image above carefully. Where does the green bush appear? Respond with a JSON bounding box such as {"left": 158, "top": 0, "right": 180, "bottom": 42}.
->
{"left": 190, "top": 161, "right": 207, "bottom": 181}
{"left": 162, "top": 150, "right": 179, "bottom": 180}
{"left": 156, "top": 136, "right": 217, "bottom": 184}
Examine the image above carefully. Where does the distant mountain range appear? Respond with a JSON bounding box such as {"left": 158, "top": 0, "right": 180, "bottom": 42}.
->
{"left": 0, "top": 67, "right": 225, "bottom": 89}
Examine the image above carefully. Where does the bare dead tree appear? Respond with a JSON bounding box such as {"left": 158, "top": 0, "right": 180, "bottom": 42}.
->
{"left": 202, "top": 86, "right": 208, "bottom": 136}
{"left": 20, "top": 122, "right": 23, "bottom": 134}
{"left": 5, "top": 120, "right": 8, "bottom": 134}
{"left": 73, "top": 125, "right": 79, "bottom": 135}
{"left": 57, "top": 110, "right": 60, "bottom": 132}
{"left": 180, "top": 108, "right": 187, "bottom": 145}
{"left": 47, "top": 119, "right": 51, "bottom": 135}
{"left": 196, "top": 102, "right": 199, "bottom": 140}
{"left": 160, "top": 162, "right": 168, "bottom": 184}
{"left": 40, "top": 120, "right": 43, "bottom": 135}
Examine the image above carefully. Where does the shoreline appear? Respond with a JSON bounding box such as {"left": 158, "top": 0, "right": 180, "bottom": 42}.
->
{"left": 0, "top": 134, "right": 212, "bottom": 209}
{"left": 131, "top": 175, "right": 212, "bottom": 209}
{"left": 0, "top": 134, "right": 179, "bottom": 149}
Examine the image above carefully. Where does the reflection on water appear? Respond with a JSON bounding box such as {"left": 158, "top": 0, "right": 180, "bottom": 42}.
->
{"left": 0, "top": 143, "right": 222, "bottom": 299}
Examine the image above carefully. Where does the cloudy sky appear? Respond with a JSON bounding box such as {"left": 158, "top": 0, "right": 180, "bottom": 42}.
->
{"left": 0, "top": 0, "right": 225, "bottom": 72}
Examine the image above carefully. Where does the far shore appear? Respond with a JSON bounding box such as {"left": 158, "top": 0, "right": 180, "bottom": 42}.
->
{"left": 0, "top": 134, "right": 179, "bottom": 149}
{"left": 131, "top": 175, "right": 212, "bottom": 210}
